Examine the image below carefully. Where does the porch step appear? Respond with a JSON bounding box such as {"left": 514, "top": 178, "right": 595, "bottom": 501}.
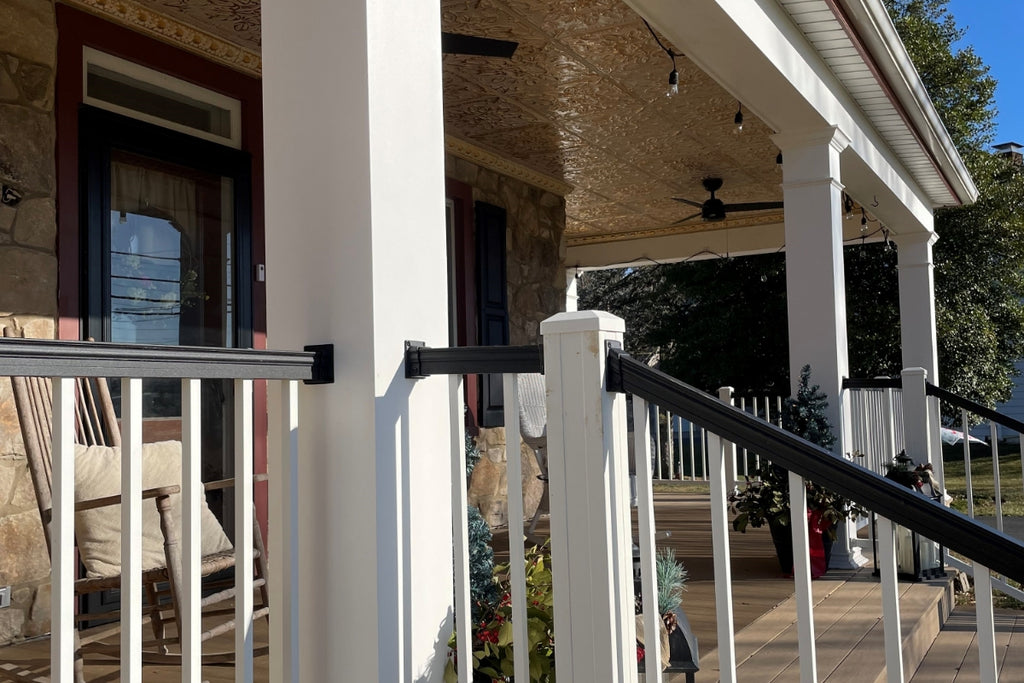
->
{"left": 697, "top": 568, "right": 953, "bottom": 682}
{"left": 909, "top": 607, "right": 1024, "bottom": 681}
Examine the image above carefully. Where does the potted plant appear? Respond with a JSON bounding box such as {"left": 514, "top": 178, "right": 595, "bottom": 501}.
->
{"left": 729, "top": 365, "right": 864, "bottom": 576}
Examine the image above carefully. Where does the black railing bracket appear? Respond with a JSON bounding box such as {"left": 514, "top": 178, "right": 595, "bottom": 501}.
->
{"left": 303, "top": 344, "right": 335, "bottom": 385}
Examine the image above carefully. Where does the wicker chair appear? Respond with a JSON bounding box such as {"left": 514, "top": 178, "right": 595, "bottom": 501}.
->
{"left": 4, "top": 327, "right": 269, "bottom": 681}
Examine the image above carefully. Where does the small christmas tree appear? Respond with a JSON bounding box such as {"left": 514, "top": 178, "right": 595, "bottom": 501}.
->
{"left": 781, "top": 365, "right": 836, "bottom": 450}
{"left": 467, "top": 505, "right": 499, "bottom": 620}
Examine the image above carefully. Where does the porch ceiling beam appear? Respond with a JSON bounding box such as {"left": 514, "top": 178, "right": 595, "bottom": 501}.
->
{"left": 625, "top": 0, "right": 943, "bottom": 233}
{"left": 565, "top": 216, "right": 884, "bottom": 269}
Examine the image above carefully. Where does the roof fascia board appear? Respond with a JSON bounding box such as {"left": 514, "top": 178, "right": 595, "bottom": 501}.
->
{"left": 627, "top": 0, "right": 933, "bottom": 231}
{"left": 834, "top": 0, "right": 977, "bottom": 204}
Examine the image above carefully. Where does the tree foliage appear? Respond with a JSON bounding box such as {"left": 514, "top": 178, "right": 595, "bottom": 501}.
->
{"left": 887, "top": 0, "right": 1024, "bottom": 407}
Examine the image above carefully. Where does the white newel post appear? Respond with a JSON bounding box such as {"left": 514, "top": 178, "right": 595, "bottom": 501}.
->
{"left": 772, "top": 127, "right": 865, "bottom": 569}
{"left": 262, "top": 0, "right": 453, "bottom": 680}
{"left": 541, "top": 311, "right": 637, "bottom": 683}
{"left": 895, "top": 231, "right": 944, "bottom": 488}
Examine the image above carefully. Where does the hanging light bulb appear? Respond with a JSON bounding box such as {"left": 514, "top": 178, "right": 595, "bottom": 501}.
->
{"left": 844, "top": 194, "right": 854, "bottom": 220}
{"left": 861, "top": 208, "right": 868, "bottom": 229}
{"left": 734, "top": 102, "right": 744, "bottom": 133}
{"left": 667, "top": 67, "right": 679, "bottom": 97}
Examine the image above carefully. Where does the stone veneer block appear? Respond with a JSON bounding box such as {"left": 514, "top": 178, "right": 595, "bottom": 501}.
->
{"left": 11, "top": 197, "right": 55, "bottom": 249}
{"left": 0, "top": 508, "right": 48, "bottom": 585}
{"left": 0, "top": 0, "right": 57, "bottom": 67}
{"left": 0, "top": 103, "right": 55, "bottom": 191}
{"left": 0, "top": 247, "right": 57, "bottom": 315}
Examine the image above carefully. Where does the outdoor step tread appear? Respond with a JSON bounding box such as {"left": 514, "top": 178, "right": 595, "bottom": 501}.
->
{"left": 826, "top": 579, "right": 951, "bottom": 683}
{"left": 699, "top": 570, "right": 953, "bottom": 683}
{"left": 745, "top": 577, "right": 882, "bottom": 682}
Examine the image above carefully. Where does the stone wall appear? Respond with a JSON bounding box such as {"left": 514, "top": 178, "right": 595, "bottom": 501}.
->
{"left": 445, "top": 152, "right": 566, "bottom": 527}
{"left": 0, "top": 0, "right": 58, "bottom": 645}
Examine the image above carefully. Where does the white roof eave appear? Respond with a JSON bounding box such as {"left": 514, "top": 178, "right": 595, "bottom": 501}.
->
{"left": 835, "top": 0, "right": 978, "bottom": 205}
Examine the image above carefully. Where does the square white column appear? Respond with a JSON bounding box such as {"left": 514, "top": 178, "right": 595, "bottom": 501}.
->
{"left": 894, "top": 231, "right": 940, "bottom": 382}
{"left": 262, "top": 1, "right": 452, "bottom": 680}
{"left": 772, "top": 127, "right": 851, "bottom": 442}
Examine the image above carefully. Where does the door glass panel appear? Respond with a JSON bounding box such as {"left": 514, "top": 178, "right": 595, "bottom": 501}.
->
{"left": 107, "top": 150, "right": 236, "bottom": 528}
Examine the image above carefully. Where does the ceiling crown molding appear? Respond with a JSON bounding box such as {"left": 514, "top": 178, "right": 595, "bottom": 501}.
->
{"left": 445, "top": 135, "right": 572, "bottom": 197}
{"left": 64, "top": 0, "right": 262, "bottom": 76}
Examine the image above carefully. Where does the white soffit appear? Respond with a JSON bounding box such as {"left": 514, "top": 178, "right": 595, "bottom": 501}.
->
{"left": 779, "top": 0, "right": 976, "bottom": 207}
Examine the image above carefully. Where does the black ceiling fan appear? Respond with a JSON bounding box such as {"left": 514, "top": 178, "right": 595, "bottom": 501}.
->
{"left": 441, "top": 32, "right": 518, "bottom": 58}
{"left": 672, "top": 177, "right": 784, "bottom": 223}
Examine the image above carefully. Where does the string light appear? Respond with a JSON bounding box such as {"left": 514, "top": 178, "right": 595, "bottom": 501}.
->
{"left": 844, "top": 194, "right": 854, "bottom": 220}
{"left": 861, "top": 208, "right": 868, "bottom": 229}
{"left": 775, "top": 152, "right": 783, "bottom": 173}
{"left": 734, "top": 102, "right": 744, "bottom": 133}
{"left": 642, "top": 19, "right": 684, "bottom": 98}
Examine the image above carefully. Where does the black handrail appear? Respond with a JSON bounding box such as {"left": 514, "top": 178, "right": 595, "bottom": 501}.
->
{"left": 842, "top": 377, "right": 903, "bottom": 390}
{"left": 927, "top": 382, "right": 1024, "bottom": 435}
{"left": 608, "top": 347, "right": 1024, "bottom": 583}
{"left": 0, "top": 337, "right": 315, "bottom": 381}
{"left": 404, "top": 342, "right": 543, "bottom": 378}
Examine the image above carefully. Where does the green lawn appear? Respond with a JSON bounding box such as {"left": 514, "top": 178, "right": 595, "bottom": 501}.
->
{"left": 942, "top": 451, "right": 1024, "bottom": 517}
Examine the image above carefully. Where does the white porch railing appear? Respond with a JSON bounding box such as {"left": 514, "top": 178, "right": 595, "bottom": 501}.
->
{"left": 413, "top": 312, "right": 1024, "bottom": 683}
{"left": 0, "top": 337, "right": 313, "bottom": 683}
{"left": 636, "top": 390, "right": 784, "bottom": 486}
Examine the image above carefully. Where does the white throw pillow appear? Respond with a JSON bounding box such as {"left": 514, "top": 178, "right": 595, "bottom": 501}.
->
{"left": 74, "top": 441, "right": 233, "bottom": 579}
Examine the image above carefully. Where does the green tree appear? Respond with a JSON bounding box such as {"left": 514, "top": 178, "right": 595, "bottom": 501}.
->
{"left": 884, "top": 0, "right": 1024, "bottom": 408}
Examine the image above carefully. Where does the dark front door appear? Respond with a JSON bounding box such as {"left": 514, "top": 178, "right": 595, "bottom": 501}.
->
{"left": 79, "top": 105, "right": 252, "bottom": 618}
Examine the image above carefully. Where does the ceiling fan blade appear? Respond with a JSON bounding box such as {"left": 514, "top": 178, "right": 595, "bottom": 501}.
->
{"left": 671, "top": 211, "right": 703, "bottom": 225}
{"left": 441, "top": 32, "right": 518, "bottom": 58}
{"left": 671, "top": 197, "right": 704, "bottom": 209}
{"left": 721, "top": 201, "right": 785, "bottom": 212}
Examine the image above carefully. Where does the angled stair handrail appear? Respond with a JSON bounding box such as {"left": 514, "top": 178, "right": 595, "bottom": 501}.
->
{"left": 608, "top": 346, "right": 1024, "bottom": 584}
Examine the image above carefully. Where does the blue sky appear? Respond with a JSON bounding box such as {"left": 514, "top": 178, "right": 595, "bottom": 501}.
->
{"left": 946, "top": 0, "right": 1024, "bottom": 147}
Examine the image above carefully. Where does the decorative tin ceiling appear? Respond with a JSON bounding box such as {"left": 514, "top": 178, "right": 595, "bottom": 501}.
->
{"left": 439, "top": 0, "right": 784, "bottom": 243}
{"left": 119, "top": 0, "right": 788, "bottom": 246}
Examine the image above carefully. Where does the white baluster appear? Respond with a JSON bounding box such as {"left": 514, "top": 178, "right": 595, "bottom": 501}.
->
{"left": 182, "top": 378, "right": 203, "bottom": 682}
{"left": 503, "top": 373, "right": 530, "bottom": 682}
{"left": 121, "top": 378, "right": 143, "bottom": 682}
{"left": 876, "top": 516, "right": 904, "bottom": 683}
{"left": 718, "top": 388, "right": 736, "bottom": 490}
{"left": 687, "top": 419, "right": 696, "bottom": 481}
{"left": 989, "top": 420, "right": 1003, "bottom": 533}
{"left": 974, "top": 565, "right": 998, "bottom": 682}
{"left": 51, "top": 377, "right": 75, "bottom": 683}
{"left": 789, "top": 471, "right": 818, "bottom": 683}
{"left": 632, "top": 397, "right": 662, "bottom": 682}
{"left": 963, "top": 409, "right": 975, "bottom": 518}
{"left": 449, "top": 376, "right": 472, "bottom": 683}
{"left": 269, "top": 380, "right": 300, "bottom": 683}
{"left": 236, "top": 378, "right": 255, "bottom": 683}
{"left": 666, "top": 411, "right": 675, "bottom": 480}
{"left": 708, "top": 432, "right": 737, "bottom": 683}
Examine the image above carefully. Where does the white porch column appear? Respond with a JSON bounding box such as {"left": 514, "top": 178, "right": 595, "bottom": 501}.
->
{"left": 895, "top": 231, "right": 944, "bottom": 485}
{"left": 773, "top": 127, "right": 866, "bottom": 569}
{"left": 895, "top": 231, "right": 940, "bottom": 381}
{"left": 262, "top": 2, "right": 452, "bottom": 681}
{"left": 565, "top": 269, "right": 579, "bottom": 312}
{"left": 772, "top": 127, "right": 851, "bottom": 443}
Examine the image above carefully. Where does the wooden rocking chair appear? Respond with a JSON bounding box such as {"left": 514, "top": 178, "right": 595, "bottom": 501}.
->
{"left": 4, "top": 327, "right": 270, "bottom": 681}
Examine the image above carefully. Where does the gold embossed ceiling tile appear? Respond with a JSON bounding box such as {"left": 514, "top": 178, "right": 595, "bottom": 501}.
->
{"left": 441, "top": 0, "right": 786, "bottom": 241}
